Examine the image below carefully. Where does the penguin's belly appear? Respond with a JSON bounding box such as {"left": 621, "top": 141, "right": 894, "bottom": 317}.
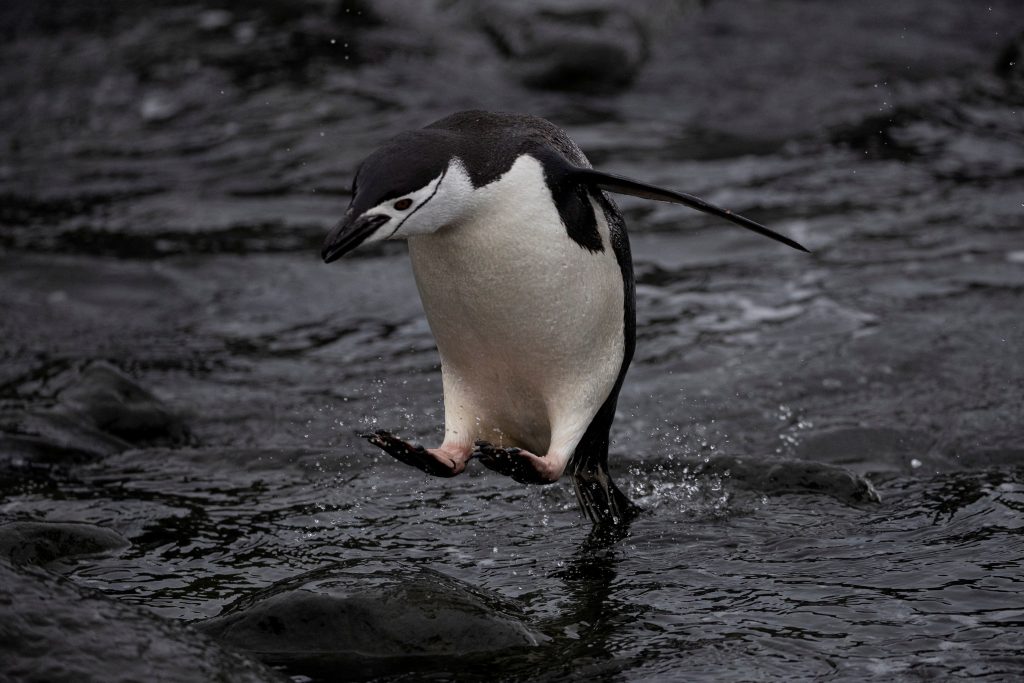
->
{"left": 407, "top": 157, "right": 624, "bottom": 455}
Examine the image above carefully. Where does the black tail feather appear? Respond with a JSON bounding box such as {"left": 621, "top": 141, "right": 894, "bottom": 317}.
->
{"left": 572, "top": 167, "right": 810, "bottom": 253}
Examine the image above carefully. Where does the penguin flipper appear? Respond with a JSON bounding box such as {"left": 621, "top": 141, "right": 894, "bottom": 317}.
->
{"left": 572, "top": 168, "right": 810, "bottom": 253}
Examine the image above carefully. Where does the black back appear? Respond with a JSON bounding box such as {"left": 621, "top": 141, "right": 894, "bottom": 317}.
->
{"left": 353, "top": 111, "right": 608, "bottom": 253}
{"left": 426, "top": 111, "right": 607, "bottom": 253}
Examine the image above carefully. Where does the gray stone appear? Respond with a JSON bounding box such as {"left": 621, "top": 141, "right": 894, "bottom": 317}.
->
{"left": 57, "top": 362, "right": 191, "bottom": 446}
{"left": 699, "top": 454, "right": 881, "bottom": 504}
{"left": 0, "top": 521, "right": 129, "bottom": 567}
{"left": 477, "top": 3, "right": 648, "bottom": 92}
{"left": 0, "top": 560, "right": 282, "bottom": 683}
{"left": 199, "top": 561, "right": 547, "bottom": 673}
{"left": 2, "top": 410, "right": 132, "bottom": 462}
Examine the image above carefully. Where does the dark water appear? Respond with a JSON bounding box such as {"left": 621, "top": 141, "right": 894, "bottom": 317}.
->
{"left": 2, "top": 1, "right": 1023, "bottom": 681}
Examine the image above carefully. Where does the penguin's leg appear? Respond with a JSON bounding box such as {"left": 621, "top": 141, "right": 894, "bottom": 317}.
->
{"left": 361, "top": 430, "right": 472, "bottom": 478}
{"left": 473, "top": 428, "right": 640, "bottom": 526}
{"left": 567, "top": 397, "right": 643, "bottom": 525}
{"left": 473, "top": 390, "right": 641, "bottom": 523}
{"left": 569, "top": 449, "right": 642, "bottom": 526}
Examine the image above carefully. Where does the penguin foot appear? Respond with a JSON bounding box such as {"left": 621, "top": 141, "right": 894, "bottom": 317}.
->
{"left": 473, "top": 440, "right": 560, "bottom": 485}
{"left": 361, "top": 430, "right": 466, "bottom": 478}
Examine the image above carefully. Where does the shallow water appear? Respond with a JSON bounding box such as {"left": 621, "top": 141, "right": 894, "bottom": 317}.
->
{"left": 2, "top": 0, "right": 1023, "bottom": 681}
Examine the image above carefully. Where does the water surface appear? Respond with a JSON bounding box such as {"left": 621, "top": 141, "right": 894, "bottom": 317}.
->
{"left": 2, "top": 1, "right": 1023, "bottom": 680}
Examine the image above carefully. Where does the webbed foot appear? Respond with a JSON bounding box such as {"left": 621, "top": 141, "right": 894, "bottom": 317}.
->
{"left": 361, "top": 430, "right": 467, "bottom": 478}
{"left": 473, "top": 440, "right": 560, "bottom": 484}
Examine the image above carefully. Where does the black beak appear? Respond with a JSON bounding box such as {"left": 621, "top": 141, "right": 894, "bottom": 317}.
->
{"left": 321, "top": 212, "right": 390, "bottom": 263}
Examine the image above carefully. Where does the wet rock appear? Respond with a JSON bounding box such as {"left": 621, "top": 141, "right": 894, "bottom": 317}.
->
{"left": 477, "top": 3, "right": 648, "bottom": 92}
{"left": 118, "top": 1, "right": 374, "bottom": 88}
{"left": 199, "top": 561, "right": 547, "bottom": 675}
{"left": 0, "top": 560, "right": 282, "bottom": 683}
{"left": 1, "top": 411, "right": 132, "bottom": 463}
{"left": 0, "top": 362, "right": 190, "bottom": 468}
{"left": 795, "top": 427, "right": 942, "bottom": 476}
{"left": 699, "top": 455, "right": 881, "bottom": 504}
{"left": 0, "top": 521, "right": 129, "bottom": 567}
{"left": 56, "top": 362, "right": 191, "bottom": 447}
{"left": 0, "top": 430, "right": 116, "bottom": 468}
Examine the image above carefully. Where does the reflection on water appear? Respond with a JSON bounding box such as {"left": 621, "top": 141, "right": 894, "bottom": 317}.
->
{"left": 2, "top": 0, "right": 1023, "bottom": 680}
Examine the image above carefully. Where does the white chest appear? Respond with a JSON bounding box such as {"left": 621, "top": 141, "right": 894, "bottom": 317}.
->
{"left": 407, "top": 156, "right": 625, "bottom": 450}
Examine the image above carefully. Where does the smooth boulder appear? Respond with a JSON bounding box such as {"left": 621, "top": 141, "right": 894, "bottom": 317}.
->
{"left": 698, "top": 454, "right": 881, "bottom": 504}
{"left": 199, "top": 561, "right": 547, "bottom": 675}
{"left": 0, "top": 560, "right": 281, "bottom": 683}
{"left": 56, "top": 362, "right": 191, "bottom": 446}
{"left": 0, "top": 521, "right": 129, "bottom": 567}
{"left": 477, "top": 3, "right": 648, "bottom": 92}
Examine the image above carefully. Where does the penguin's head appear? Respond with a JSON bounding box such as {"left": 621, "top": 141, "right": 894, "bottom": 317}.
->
{"left": 321, "top": 132, "right": 473, "bottom": 262}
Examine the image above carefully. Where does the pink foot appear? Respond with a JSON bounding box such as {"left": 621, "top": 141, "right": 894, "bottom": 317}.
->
{"left": 362, "top": 430, "right": 467, "bottom": 478}
{"left": 474, "top": 440, "right": 560, "bottom": 485}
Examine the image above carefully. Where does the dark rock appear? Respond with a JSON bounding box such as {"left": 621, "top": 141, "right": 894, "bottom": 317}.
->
{"left": 699, "top": 455, "right": 881, "bottom": 504}
{"left": 199, "top": 561, "right": 547, "bottom": 676}
{"left": 1, "top": 411, "right": 132, "bottom": 463}
{"left": 0, "top": 521, "right": 129, "bottom": 567}
{"left": 794, "top": 426, "right": 941, "bottom": 476}
{"left": 478, "top": 3, "right": 648, "bottom": 92}
{"left": 117, "top": 0, "right": 375, "bottom": 89}
{"left": 0, "top": 362, "right": 190, "bottom": 469}
{"left": 0, "top": 560, "right": 282, "bottom": 683}
{"left": 56, "top": 362, "right": 191, "bottom": 447}
{"left": 0, "top": 431, "right": 114, "bottom": 468}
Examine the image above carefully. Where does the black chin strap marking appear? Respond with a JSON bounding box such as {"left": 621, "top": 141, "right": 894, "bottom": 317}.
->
{"left": 386, "top": 165, "right": 449, "bottom": 240}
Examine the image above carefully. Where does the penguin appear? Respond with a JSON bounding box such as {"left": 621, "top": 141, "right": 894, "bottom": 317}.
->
{"left": 321, "top": 110, "right": 807, "bottom": 525}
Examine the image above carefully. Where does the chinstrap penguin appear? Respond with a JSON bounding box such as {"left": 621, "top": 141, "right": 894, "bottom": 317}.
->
{"left": 321, "top": 110, "right": 807, "bottom": 525}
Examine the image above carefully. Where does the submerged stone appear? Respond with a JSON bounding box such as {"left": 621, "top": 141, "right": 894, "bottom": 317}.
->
{"left": 699, "top": 455, "right": 881, "bottom": 504}
{"left": 2, "top": 411, "right": 132, "bottom": 462}
{"left": 0, "top": 561, "right": 281, "bottom": 683}
{"left": 0, "top": 362, "right": 191, "bottom": 468}
{"left": 795, "top": 426, "right": 950, "bottom": 476}
{"left": 0, "top": 521, "right": 129, "bottom": 567}
{"left": 56, "top": 362, "right": 191, "bottom": 447}
{"left": 477, "top": 3, "right": 648, "bottom": 92}
{"left": 199, "top": 561, "right": 547, "bottom": 674}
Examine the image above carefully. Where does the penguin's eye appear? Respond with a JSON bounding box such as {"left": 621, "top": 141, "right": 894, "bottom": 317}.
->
{"left": 393, "top": 198, "right": 413, "bottom": 211}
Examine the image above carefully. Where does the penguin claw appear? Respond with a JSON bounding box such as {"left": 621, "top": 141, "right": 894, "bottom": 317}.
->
{"left": 361, "top": 429, "right": 460, "bottom": 478}
{"left": 473, "top": 440, "right": 554, "bottom": 485}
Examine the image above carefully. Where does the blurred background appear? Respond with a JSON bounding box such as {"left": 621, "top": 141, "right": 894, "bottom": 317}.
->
{"left": 2, "top": 1, "right": 1023, "bottom": 681}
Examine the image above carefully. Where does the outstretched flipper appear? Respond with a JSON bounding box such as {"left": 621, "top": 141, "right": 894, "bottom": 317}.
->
{"left": 571, "top": 167, "right": 809, "bottom": 253}
{"left": 361, "top": 430, "right": 467, "bottom": 478}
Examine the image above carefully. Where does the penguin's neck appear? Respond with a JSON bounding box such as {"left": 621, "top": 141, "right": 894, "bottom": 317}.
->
{"left": 409, "top": 154, "right": 563, "bottom": 266}
{"left": 406, "top": 151, "right": 620, "bottom": 349}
